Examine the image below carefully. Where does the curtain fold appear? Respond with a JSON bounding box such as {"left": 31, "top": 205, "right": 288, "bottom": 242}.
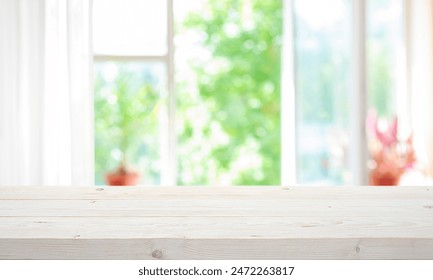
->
{"left": 0, "top": 0, "right": 93, "bottom": 186}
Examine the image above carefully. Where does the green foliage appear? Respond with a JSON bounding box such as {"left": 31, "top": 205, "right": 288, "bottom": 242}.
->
{"left": 368, "top": 42, "right": 393, "bottom": 118}
{"left": 177, "top": 0, "right": 283, "bottom": 185}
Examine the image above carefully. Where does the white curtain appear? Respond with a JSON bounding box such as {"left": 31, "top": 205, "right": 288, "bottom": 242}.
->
{"left": 0, "top": 0, "right": 93, "bottom": 186}
{"left": 406, "top": 0, "right": 433, "bottom": 178}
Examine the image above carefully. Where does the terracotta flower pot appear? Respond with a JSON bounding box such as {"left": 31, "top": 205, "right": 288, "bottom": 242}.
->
{"left": 369, "top": 163, "right": 402, "bottom": 186}
{"left": 105, "top": 165, "right": 139, "bottom": 186}
{"left": 369, "top": 171, "right": 400, "bottom": 186}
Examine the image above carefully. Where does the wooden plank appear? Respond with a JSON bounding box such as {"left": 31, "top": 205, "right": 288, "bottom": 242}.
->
{"left": 0, "top": 216, "right": 433, "bottom": 239}
{"left": 0, "top": 199, "right": 432, "bottom": 217}
{"left": 0, "top": 186, "right": 432, "bottom": 200}
{"left": 1, "top": 238, "right": 433, "bottom": 260}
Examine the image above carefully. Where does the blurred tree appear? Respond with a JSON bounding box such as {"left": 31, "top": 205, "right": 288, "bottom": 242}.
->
{"left": 177, "top": 0, "right": 283, "bottom": 185}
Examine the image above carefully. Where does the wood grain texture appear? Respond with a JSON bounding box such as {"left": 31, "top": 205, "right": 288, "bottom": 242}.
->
{"left": 0, "top": 186, "right": 433, "bottom": 259}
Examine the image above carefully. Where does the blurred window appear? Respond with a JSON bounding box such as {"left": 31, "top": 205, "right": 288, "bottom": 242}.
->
{"left": 93, "top": 0, "right": 406, "bottom": 186}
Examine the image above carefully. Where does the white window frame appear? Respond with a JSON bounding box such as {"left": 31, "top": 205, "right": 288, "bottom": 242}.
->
{"left": 281, "top": 0, "right": 297, "bottom": 186}
{"left": 350, "top": 0, "right": 368, "bottom": 185}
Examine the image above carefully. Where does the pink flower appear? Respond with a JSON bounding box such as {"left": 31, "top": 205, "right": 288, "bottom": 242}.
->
{"left": 366, "top": 109, "right": 398, "bottom": 148}
{"left": 376, "top": 117, "right": 398, "bottom": 147}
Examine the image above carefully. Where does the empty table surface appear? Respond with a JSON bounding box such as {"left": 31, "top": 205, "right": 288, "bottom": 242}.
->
{"left": 0, "top": 186, "right": 432, "bottom": 259}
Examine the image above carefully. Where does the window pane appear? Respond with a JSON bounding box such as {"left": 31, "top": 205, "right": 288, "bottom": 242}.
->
{"left": 93, "top": 0, "right": 167, "bottom": 56}
{"left": 367, "top": 0, "right": 405, "bottom": 119}
{"left": 94, "top": 62, "right": 166, "bottom": 185}
{"left": 293, "top": 0, "right": 353, "bottom": 185}
{"left": 175, "top": 0, "right": 282, "bottom": 185}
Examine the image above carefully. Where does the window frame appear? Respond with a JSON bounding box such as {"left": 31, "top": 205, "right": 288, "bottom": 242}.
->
{"left": 93, "top": 0, "right": 408, "bottom": 186}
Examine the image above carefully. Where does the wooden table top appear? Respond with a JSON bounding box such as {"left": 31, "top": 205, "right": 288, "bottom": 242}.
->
{"left": 0, "top": 186, "right": 432, "bottom": 259}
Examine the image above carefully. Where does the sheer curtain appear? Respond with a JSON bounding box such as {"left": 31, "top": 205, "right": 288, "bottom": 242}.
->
{"left": 0, "top": 0, "right": 93, "bottom": 186}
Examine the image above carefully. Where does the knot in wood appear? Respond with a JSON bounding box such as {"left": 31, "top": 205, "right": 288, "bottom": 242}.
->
{"left": 152, "top": 250, "right": 163, "bottom": 259}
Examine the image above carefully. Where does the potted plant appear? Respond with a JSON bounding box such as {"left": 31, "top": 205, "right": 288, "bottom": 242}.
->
{"left": 94, "top": 64, "right": 159, "bottom": 186}
{"left": 366, "top": 110, "right": 416, "bottom": 186}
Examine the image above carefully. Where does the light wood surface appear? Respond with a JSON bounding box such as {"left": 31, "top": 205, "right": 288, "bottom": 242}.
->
{"left": 0, "top": 186, "right": 432, "bottom": 259}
